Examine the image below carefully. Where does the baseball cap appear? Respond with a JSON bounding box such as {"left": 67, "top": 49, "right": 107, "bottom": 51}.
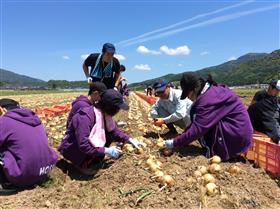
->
{"left": 270, "top": 80, "right": 280, "bottom": 90}
{"left": 101, "top": 89, "right": 129, "bottom": 110}
{"left": 152, "top": 80, "right": 168, "bottom": 93}
{"left": 102, "top": 43, "right": 116, "bottom": 54}
{"left": 0, "top": 98, "right": 20, "bottom": 110}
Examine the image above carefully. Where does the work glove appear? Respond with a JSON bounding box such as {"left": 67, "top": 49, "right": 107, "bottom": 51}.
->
{"left": 104, "top": 146, "right": 122, "bottom": 159}
{"left": 153, "top": 118, "right": 165, "bottom": 127}
{"left": 87, "top": 77, "right": 93, "bottom": 84}
{"left": 165, "top": 139, "right": 174, "bottom": 149}
{"left": 128, "top": 138, "right": 144, "bottom": 149}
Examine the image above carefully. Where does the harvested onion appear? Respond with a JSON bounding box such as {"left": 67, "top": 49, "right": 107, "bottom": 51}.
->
{"left": 194, "top": 170, "right": 202, "bottom": 177}
{"left": 199, "top": 166, "right": 208, "bottom": 175}
{"left": 203, "top": 173, "right": 215, "bottom": 184}
{"left": 162, "top": 148, "right": 173, "bottom": 156}
{"left": 123, "top": 144, "right": 134, "bottom": 152}
{"left": 209, "top": 163, "right": 221, "bottom": 173}
{"left": 135, "top": 147, "right": 144, "bottom": 155}
{"left": 149, "top": 163, "right": 160, "bottom": 172}
{"left": 159, "top": 175, "right": 175, "bottom": 187}
{"left": 228, "top": 165, "right": 240, "bottom": 174}
{"left": 210, "top": 155, "right": 221, "bottom": 164}
{"left": 154, "top": 170, "right": 164, "bottom": 178}
{"left": 146, "top": 158, "right": 154, "bottom": 167}
{"left": 157, "top": 141, "right": 165, "bottom": 149}
{"left": 205, "top": 182, "right": 218, "bottom": 196}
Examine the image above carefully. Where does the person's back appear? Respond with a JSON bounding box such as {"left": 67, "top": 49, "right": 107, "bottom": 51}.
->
{"left": 248, "top": 89, "right": 280, "bottom": 143}
{"left": 0, "top": 108, "right": 58, "bottom": 187}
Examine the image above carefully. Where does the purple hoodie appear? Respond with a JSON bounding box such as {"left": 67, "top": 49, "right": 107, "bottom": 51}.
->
{"left": 66, "top": 95, "right": 92, "bottom": 129}
{"left": 173, "top": 85, "right": 253, "bottom": 161}
{"left": 0, "top": 108, "right": 58, "bottom": 187}
{"left": 58, "top": 105, "right": 130, "bottom": 167}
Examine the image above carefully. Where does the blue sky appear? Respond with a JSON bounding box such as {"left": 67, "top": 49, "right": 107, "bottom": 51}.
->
{"left": 1, "top": 0, "right": 279, "bottom": 83}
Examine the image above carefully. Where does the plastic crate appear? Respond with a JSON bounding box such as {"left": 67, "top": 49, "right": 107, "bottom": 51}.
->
{"left": 245, "top": 131, "right": 280, "bottom": 176}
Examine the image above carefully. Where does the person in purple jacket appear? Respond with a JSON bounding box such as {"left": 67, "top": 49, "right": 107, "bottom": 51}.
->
{"left": 0, "top": 99, "right": 58, "bottom": 194}
{"left": 66, "top": 82, "right": 107, "bottom": 129}
{"left": 58, "top": 89, "right": 143, "bottom": 175}
{"left": 165, "top": 73, "right": 253, "bottom": 161}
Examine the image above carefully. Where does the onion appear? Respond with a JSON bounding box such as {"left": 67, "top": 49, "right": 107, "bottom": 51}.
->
{"left": 199, "top": 166, "right": 208, "bottom": 175}
{"left": 186, "top": 177, "right": 194, "bottom": 184}
{"left": 209, "top": 163, "right": 221, "bottom": 173}
{"left": 123, "top": 144, "right": 134, "bottom": 152}
{"left": 194, "top": 170, "right": 202, "bottom": 178}
{"left": 144, "top": 139, "right": 152, "bottom": 145}
{"left": 154, "top": 170, "right": 164, "bottom": 177}
{"left": 149, "top": 163, "right": 160, "bottom": 172}
{"left": 228, "top": 165, "right": 240, "bottom": 174}
{"left": 146, "top": 158, "right": 154, "bottom": 167}
{"left": 135, "top": 147, "right": 144, "bottom": 155}
{"left": 157, "top": 141, "right": 165, "bottom": 149}
{"left": 205, "top": 183, "right": 218, "bottom": 196}
{"left": 203, "top": 174, "right": 215, "bottom": 184}
{"left": 162, "top": 148, "right": 173, "bottom": 156}
{"left": 159, "top": 175, "right": 175, "bottom": 187}
{"left": 156, "top": 161, "right": 162, "bottom": 167}
{"left": 210, "top": 155, "right": 221, "bottom": 164}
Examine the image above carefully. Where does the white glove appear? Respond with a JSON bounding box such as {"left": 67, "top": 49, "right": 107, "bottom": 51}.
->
{"left": 87, "top": 77, "right": 93, "bottom": 84}
{"left": 165, "top": 139, "right": 174, "bottom": 149}
{"left": 128, "top": 138, "right": 144, "bottom": 149}
{"left": 104, "top": 146, "right": 123, "bottom": 159}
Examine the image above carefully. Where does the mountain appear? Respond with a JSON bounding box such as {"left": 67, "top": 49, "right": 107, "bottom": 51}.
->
{"left": 129, "top": 49, "right": 280, "bottom": 89}
{"left": 0, "top": 69, "right": 47, "bottom": 87}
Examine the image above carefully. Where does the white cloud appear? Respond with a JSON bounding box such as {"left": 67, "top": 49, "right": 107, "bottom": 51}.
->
{"left": 136, "top": 45, "right": 161, "bottom": 55}
{"left": 114, "top": 54, "right": 126, "bottom": 61}
{"left": 81, "top": 54, "right": 89, "bottom": 60}
{"left": 228, "top": 56, "right": 237, "bottom": 61}
{"left": 177, "top": 63, "right": 183, "bottom": 67}
{"left": 200, "top": 51, "right": 209, "bottom": 56}
{"left": 134, "top": 64, "right": 151, "bottom": 71}
{"left": 62, "top": 55, "right": 70, "bottom": 60}
{"left": 160, "top": 45, "right": 191, "bottom": 56}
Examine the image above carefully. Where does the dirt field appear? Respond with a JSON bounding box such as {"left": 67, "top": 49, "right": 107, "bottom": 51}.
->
{"left": 0, "top": 92, "right": 280, "bottom": 209}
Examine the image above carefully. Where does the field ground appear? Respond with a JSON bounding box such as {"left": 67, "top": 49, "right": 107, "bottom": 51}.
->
{"left": 1, "top": 90, "right": 280, "bottom": 209}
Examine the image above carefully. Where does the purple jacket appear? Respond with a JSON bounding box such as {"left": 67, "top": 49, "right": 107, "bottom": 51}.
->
{"left": 173, "top": 85, "right": 253, "bottom": 160}
{"left": 66, "top": 95, "right": 92, "bottom": 129}
{"left": 0, "top": 108, "right": 58, "bottom": 187}
{"left": 58, "top": 105, "right": 130, "bottom": 166}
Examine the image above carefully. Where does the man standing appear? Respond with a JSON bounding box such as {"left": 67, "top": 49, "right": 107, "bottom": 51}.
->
{"left": 83, "top": 43, "right": 121, "bottom": 89}
{"left": 248, "top": 80, "right": 280, "bottom": 144}
{"left": 150, "top": 80, "right": 193, "bottom": 135}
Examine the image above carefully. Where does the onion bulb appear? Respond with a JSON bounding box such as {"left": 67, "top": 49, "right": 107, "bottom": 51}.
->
{"left": 159, "top": 175, "right": 175, "bottom": 187}
{"left": 194, "top": 170, "right": 202, "bottom": 178}
{"left": 146, "top": 158, "right": 154, "bottom": 167}
{"left": 210, "top": 155, "right": 221, "bottom": 164}
{"left": 123, "top": 144, "right": 134, "bottom": 152}
{"left": 228, "top": 165, "right": 240, "bottom": 174}
{"left": 135, "top": 147, "right": 144, "bottom": 155}
{"left": 205, "top": 183, "right": 218, "bottom": 196}
{"left": 209, "top": 163, "right": 221, "bottom": 173}
{"left": 198, "top": 166, "right": 208, "bottom": 175}
{"left": 154, "top": 170, "right": 164, "bottom": 177}
{"left": 157, "top": 141, "right": 165, "bottom": 149}
{"left": 203, "top": 173, "right": 215, "bottom": 184}
{"left": 162, "top": 148, "right": 173, "bottom": 156}
{"left": 156, "top": 161, "right": 162, "bottom": 167}
{"left": 149, "top": 163, "right": 160, "bottom": 172}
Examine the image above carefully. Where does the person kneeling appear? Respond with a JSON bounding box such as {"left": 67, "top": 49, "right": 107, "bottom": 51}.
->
{"left": 0, "top": 99, "right": 58, "bottom": 194}
{"left": 150, "top": 80, "right": 193, "bottom": 135}
{"left": 58, "top": 89, "right": 142, "bottom": 175}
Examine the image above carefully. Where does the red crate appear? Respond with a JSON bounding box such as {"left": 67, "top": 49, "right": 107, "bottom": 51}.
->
{"left": 245, "top": 131, "right": 280, "bottom": 176}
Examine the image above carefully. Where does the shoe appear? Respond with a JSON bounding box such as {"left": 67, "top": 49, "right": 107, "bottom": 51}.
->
{"left": 0, "top": 183, "right": 17, "bottom": 196}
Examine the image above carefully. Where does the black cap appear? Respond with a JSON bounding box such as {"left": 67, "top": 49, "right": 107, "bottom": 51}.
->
{"left": 180, "top": 72, "right": 200, "bottom": 100}
{"left": 101, "top": 89, "right": 129, "bottom": 110}
{"left": 102, "top": 43, "right": 116, "bottom": 54}
{"left": 120, "top": 65, "right": 126, "bottom": 72}
{"left": 152, "top": 80, "right": 168, "bottom": 93}
{"left": 0, "top": 98, "right": 20, "bottom": 110}
{"left": 89, "top": 81, "right": 107, "bottom": 95}
{"left": 270, "top": 79, "right": 280, "bottom": 90}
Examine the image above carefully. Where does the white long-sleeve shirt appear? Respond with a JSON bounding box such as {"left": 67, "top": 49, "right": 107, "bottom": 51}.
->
{"left": 150, "top": 88, "right": 193, "bottom": 127}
